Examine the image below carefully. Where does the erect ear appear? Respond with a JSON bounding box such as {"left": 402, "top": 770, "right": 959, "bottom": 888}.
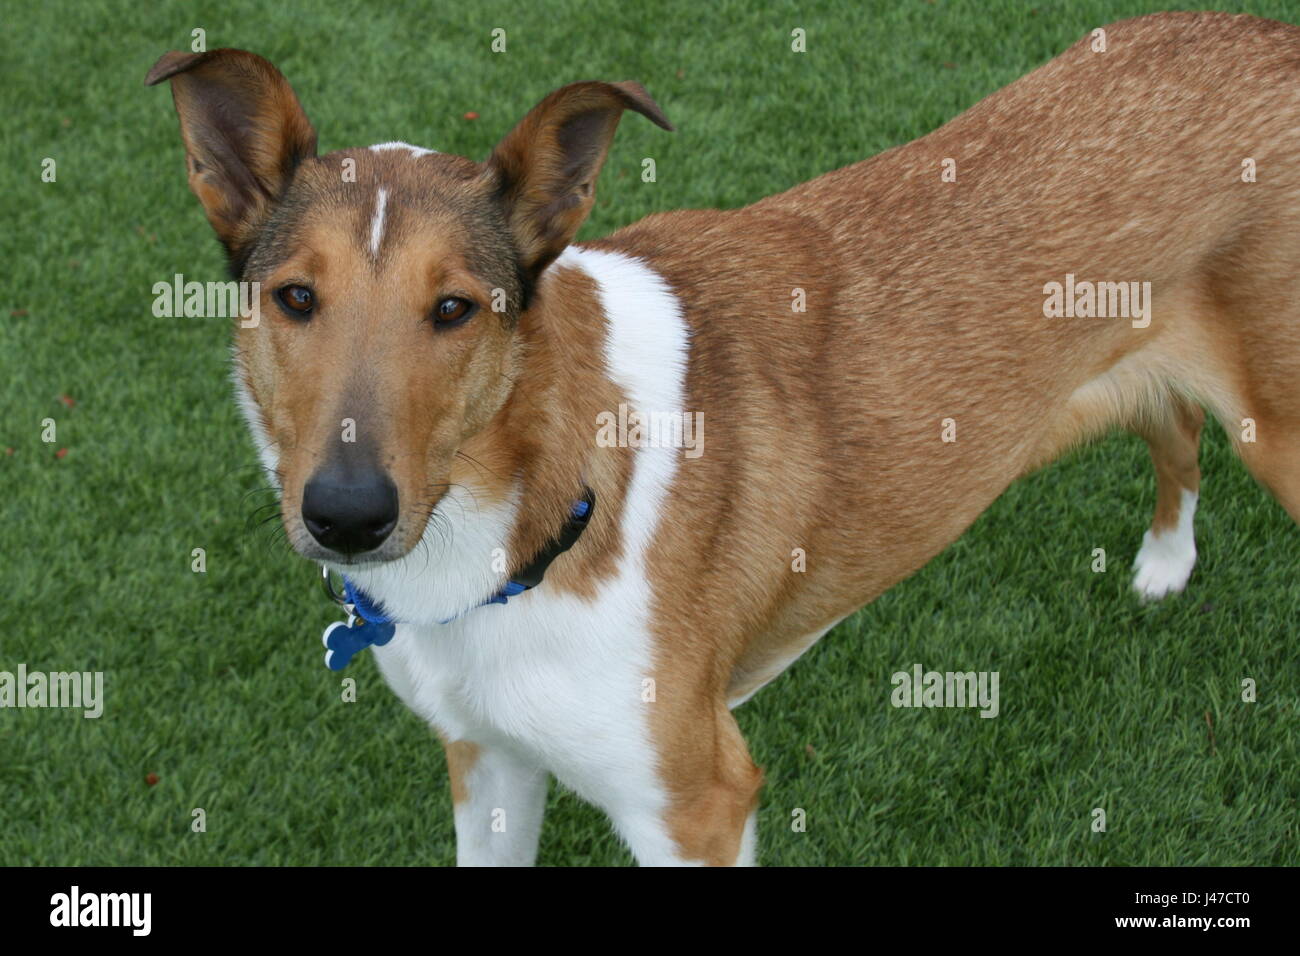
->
{"left": 145, "top": 48, "right": 317, "bottom": 267}
{"left": 483, "top": 81, "right": 673, "bottom": 278}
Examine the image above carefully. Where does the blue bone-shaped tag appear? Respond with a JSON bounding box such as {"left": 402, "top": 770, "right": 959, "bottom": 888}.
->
{"left": 321, "top": 576, "right": 397, "bottom": 670}
{"left": 322, "top": 617, "right": 396, "bottom": 671}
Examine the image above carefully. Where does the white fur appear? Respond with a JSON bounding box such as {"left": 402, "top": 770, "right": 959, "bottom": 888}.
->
{"left": 231, "top": 358, "right": 280, "bottom": 488}
{"left": 368, "top": 187, "right": 388, "bottom": 257}
{"left": 369, "top": 141, "right": 438, "bottom": 156}
{"left": 334, "top": 247, "right": 699, "bottom": 865}
{"left": 736, "top": 810, "right": 758, "bottom": 867}
{"left": 452, "top": 747, "right": 549, "bottom": 867}
{"left": 1132, "top": 489, "right": 1198, "bottom": 600}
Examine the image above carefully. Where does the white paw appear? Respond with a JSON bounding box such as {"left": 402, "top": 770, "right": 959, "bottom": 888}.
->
{"left": 1132, "top": 527, "right": 1196, "bottom": 601}
{"left": 1132, "top": 489, "right": 1198, "bottom": 602}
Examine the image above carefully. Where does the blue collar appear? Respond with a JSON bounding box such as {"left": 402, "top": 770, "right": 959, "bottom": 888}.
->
{"left": 320, "top": 491, "right": 595, "bottom": 670}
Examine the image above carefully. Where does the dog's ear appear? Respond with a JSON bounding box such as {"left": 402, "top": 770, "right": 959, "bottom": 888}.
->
{"left": 145, "top": 49, "right": 317, "bottom": 268}
{"left": 483, "top": 81, "right": 673, "bottom": 279}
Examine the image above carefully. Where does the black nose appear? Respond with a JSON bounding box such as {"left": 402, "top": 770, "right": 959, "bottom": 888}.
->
{"left": 301, "top": 466, "right": 399, "bottom": 555}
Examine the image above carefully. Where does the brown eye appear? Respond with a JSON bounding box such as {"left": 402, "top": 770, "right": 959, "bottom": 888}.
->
{"left": 276, "top": 284, "right": 314, "bottom": 318}
{"left": 434, "top": 297, "right": 477, "bottom": 327}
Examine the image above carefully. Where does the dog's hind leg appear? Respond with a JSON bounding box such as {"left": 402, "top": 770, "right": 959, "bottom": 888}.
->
{"left": 1130, "top": 395, "right": 1204, "bottom": 601}
{"left": 1186, "top": 227, "right": 1300, "bottom": 530}
{"left": 1216, "top": 308, "right": 1300, "bottom": 523}
{"left": 1233, "top": 417, "right": 1300, "bottom": 523}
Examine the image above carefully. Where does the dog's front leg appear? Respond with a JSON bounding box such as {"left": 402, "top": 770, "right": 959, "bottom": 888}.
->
{"left": 587, "top": 704, "right": 762, "bottom": 867}
{"left": 442, "top": 738, "right": 549, "bottom": 866}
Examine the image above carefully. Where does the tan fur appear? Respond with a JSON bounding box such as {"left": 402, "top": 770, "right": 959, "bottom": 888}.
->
{"left": 441, "top": 737, "right": 479, "bottom": 807}
{"left": 486, "top": 81, "right": 672, "bottom": 275}
{"left": 145, "top": 49, "right": 317, "bottom": 255}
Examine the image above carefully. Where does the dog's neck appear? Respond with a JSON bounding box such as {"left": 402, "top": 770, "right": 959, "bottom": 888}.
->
{"left": 450, "top": 248, "right": 634, "bottom": 592}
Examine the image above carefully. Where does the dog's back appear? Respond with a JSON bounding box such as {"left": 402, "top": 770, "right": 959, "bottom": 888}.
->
{"left": 586, "top": 12, "right": 1300, "bottom": 700}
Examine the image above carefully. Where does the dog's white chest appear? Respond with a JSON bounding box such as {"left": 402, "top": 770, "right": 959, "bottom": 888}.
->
{"left": 368, "top": 561, "right": 659, "bottom": 807}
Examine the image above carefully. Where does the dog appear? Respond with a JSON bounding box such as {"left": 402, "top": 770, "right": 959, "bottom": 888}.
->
{"left": 147, "top": 11, "right": 1300, "bottom": 865}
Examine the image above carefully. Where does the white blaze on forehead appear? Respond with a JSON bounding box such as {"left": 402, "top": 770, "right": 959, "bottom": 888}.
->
{"left": 369, "top": 187, "right": 388, "bottom": 257}
{"left": 369, "top": 141, "right": 438, "bottom": 156}
{"left": 364, "top": 143, "right": 436, "bottom": 258}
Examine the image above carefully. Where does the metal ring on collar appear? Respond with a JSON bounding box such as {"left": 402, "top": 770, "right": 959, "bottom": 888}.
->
{"left": 320, "top": 563, "right": 348, "bottom": 606}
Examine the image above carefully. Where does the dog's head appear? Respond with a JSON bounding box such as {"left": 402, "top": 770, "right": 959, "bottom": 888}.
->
{"left": 147, "top": 49, "right": 670, "bottom": 563}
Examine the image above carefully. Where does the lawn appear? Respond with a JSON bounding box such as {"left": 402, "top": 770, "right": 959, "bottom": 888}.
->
{"left": 1, "top": 0, "right": 1296, "bottom": 865}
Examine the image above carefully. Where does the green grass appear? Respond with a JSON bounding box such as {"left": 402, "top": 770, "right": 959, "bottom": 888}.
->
{"left": 2, "top": 0, "right": 1298, "bottom": 866}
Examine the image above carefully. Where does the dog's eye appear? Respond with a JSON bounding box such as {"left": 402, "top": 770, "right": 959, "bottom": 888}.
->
{"left": 275, "top": 284, "right": 315, "bottom": 318}
{"left": 433, "top": 297, "right": 477, "bottom": 327}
